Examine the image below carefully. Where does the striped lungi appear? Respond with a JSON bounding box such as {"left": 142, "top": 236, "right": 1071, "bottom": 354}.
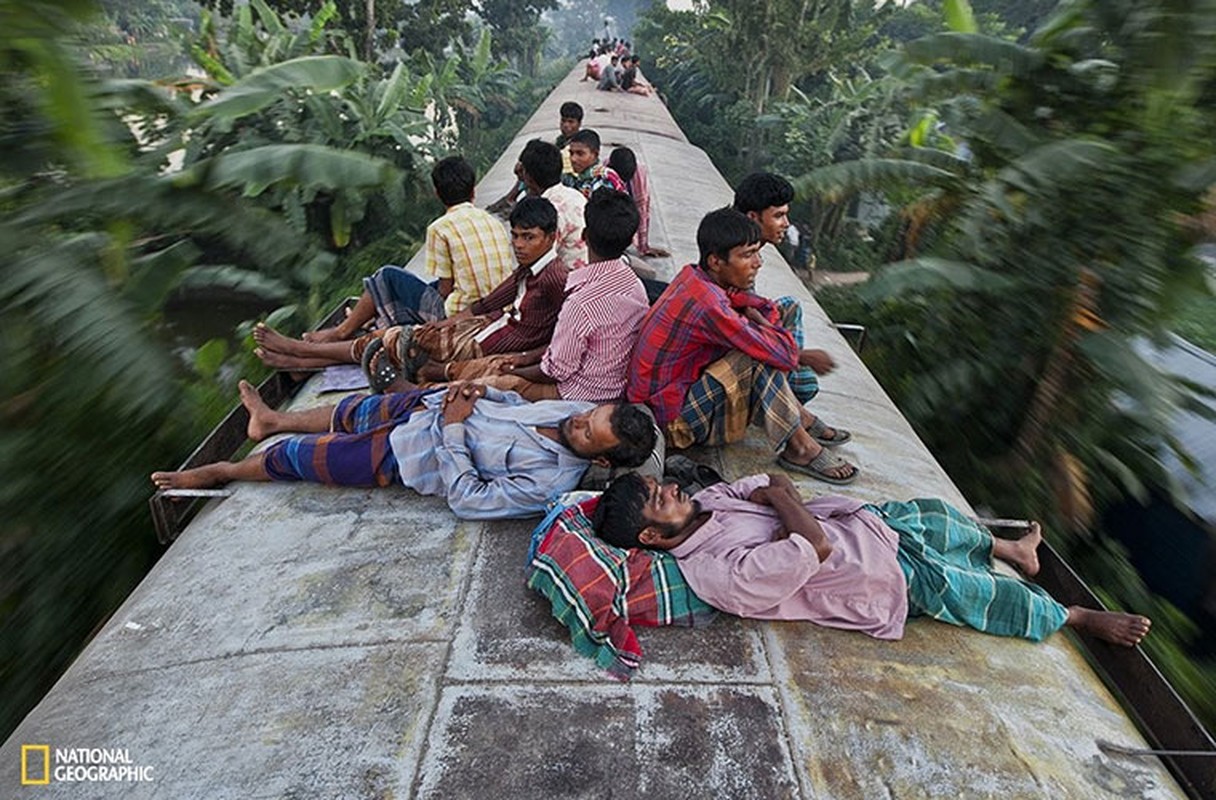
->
{"left": 263, "top": 390, "right": 432, "bottom": 487}
{"left": 869, "top": 498, "right": 1069, "bottom": 641}
{"left": 666, "top": 350, "right": 803, "bottom": 451}
{"left": 364, "top": 265, "right": 446, "bottom": 328}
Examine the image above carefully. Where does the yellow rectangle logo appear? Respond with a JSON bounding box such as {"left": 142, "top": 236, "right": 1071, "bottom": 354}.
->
{"left": 21, "top": 744, "right": 51, "bottom": 785}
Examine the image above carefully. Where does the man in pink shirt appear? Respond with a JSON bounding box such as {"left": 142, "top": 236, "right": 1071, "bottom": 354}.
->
{"left": 475, "top": 188, "right": 649, "bottom": 402}
{"left": 593, "top": 472, "right": 1152, "bottom": 647}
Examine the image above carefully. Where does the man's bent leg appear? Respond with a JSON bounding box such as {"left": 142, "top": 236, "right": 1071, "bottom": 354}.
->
{"left": 776, "top": 296, "right": 819, "bottom": 403}
{"left": 366, "top": 266, "right": 446, "bottom": 328}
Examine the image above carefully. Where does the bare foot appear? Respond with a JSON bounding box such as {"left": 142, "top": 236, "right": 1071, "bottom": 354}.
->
{"left": 151, "top": 463, "right": 232, "bottom": 490}
{"left": 302, "top": 325, "right": 345, "bottom": 343}
{"left": 254, "top": 348, "right": 330, "bottom": 371}
{"left": 238, "top": 379, "right": 278, "bottom": 441}
{"left": 1067, "top": 607, "right": 1151, "bottom": 647}
{"left": 252, "top": 323, "right": 311, "bottom": 357}
{"left": 995, "top": 522, "right": 1042, "bottom": 577}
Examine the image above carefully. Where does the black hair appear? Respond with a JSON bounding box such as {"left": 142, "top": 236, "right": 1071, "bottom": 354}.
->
{"left": 732, "top": 172, "right": 795, "bottom": 215}
{"left": 570, "top": 129, "right": 601, "bottom": 153}
{"left": 604, "top": 404, "right": 656, "bottom": 468}
{"left": 584, "top": 188, "right": 638, "bottom": 260}
{"left": 606, "top": 147, "right": 637, "bottom": 183}
{"left": 592, "top": 472, "right": 650, "bottom": 549}
{"left": 519, "top": 139, "right": 563, "bottom": 190}
{"left": 508, "top": 196, "right": 558, "bottom": 235}
{"left": 559, "top": 101, "right": 584, "bottom": 122}
{"left": 697, "top": 207, "right": 762, "bottom": 270}
{"left": 431, "top": 156, "right": 476, "bottom": 206}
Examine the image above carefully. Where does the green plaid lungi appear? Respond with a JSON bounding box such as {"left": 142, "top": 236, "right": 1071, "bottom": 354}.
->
{"left": 868, "top": 498, "right": 1069, "bottom": 641}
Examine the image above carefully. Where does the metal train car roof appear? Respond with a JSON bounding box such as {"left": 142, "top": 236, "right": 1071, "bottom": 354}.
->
{"left": 2, "top": 67, "right": 1208, "bottom": 799}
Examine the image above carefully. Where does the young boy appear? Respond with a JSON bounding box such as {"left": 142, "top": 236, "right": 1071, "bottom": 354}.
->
{"left": 304, "top": 157, "right": 512, "bottom": 343}
{"left": 563, "top": 130, "right": 626, "bottom": 199}
{"left": 593, "top": 471, "right": 1152, "bottom": 647}
{"left": 253, "top": 199, "right": 567, "bottom": 377}
{"left": 627, "top": 208, "right": 858, "bottom": 484}
{"left": 458, "top": 189, "right": 649, "bottom": 403}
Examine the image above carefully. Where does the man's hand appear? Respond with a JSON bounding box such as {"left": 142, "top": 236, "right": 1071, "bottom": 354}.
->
{"left": 799, "top": 348, "right": 835, "bottom": 375}
{"left": 743, "top": 306, "right": 773, "bottom": 327}
{"left": 442, "top": 382, "right": 485, "bottom": 425}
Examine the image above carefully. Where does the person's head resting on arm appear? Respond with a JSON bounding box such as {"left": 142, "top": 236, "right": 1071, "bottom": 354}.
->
{"left": 732, "top": 172, "right": 794, "bottom": 246}
{"left": 584, "top": 188, "right": 639, "bottom": 263}
{"left": 432, "top": 155, "right": 477, "bottom": 207}
{"left": 562, "top": 404, "right": 656, "bottom": 468}
{"left": 697, "top": 207, "right": 763, "bottom": 292}
{"left": 519, "top": 139, "right": 564, "bottom": 195}
{"left": 593, "top": 472, "right": 702, "bottom": 549}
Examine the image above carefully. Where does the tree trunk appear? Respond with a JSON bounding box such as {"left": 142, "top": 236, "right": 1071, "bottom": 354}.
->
{"left": 364, "top": 0, "right": 375, "bottom": 62}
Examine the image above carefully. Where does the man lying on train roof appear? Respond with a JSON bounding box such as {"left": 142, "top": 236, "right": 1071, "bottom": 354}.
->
{"left": 593, "top": 471, "right": 1152, "bottom": 647}
{"left": 151, "top": 383, "right": 655, "bottom": 520}
{"left": 299, "top": 157, "right": 511, "bottom": 345}
{"left": 627, "top": 208, "right": 859, "bottom": 484}
{"left": 251, "top": 198, "right": 568, "bottom": 380}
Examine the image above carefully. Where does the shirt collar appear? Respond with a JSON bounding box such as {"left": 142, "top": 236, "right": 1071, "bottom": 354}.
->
{"left": 567, "top": 257, "right": 624, "bottom": 289}
{"left": 522, "top": 247, "right": 558, "bottom": 277}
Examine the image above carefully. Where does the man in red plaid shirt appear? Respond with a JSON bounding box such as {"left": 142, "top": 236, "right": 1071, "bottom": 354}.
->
{"left": 626, "top": 208, "right": 858, "bottom": 484}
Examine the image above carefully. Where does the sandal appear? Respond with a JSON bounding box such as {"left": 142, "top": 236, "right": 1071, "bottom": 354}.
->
{"left": 806, "top": 415, "right": 852, "bottom": 447}
{"left": 361, "top": 338, "right": 400, "bottom": 394}
{"left": 389, "top": 326, "right": 431, "bottom": 384}
{"left": 778, "top": 449, "right": 859, "bottom": 485}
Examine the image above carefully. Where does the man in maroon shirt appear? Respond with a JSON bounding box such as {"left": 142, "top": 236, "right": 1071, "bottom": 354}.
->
{"left": 251, "top": 198, "right": 567, "bottom": 384}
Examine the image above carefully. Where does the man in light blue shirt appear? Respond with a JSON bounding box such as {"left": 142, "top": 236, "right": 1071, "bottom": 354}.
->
{"left": 152, "top": 381, "right": 656, "bottom": 520}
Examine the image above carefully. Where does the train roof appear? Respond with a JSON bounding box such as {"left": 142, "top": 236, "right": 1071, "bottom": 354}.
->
{"left": 0, "top": 67, "right": 1201, "bottom": 798}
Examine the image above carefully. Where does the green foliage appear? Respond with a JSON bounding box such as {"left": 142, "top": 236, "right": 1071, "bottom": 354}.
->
{"left": 803, "top": 0, "right": 1216, "bottom": 730}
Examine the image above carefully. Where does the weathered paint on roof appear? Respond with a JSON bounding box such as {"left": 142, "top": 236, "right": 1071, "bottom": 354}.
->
{"left": 0, "top": 68, "right": 1188, "bottom": 799}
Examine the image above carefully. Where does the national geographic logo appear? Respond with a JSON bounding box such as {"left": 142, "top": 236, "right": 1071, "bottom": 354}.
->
{"left": 20, "top": 745, "right": 154, "bottom": 785}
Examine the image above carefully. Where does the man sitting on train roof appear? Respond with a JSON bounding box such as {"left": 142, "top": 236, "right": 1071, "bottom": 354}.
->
{"left": 597, "top": 54, "right": 623, "bottom": 92}
{"left": 619, "top": 55, "right": 654, "bottom": 97}
{"left": 563, "top": 130, "right": 627, "bottom": 199}
{"left": 437, "top": 189, "right": 650, "bottom": 404}
{"left": 251, "top": 198, "right": 568, "bottom": 378}
{"left": 593, "top": 471, "right": 1152, "bottom": 647}
{"left": 606, "top": 146, "right": 669, "bottom": 259}
{"left": 488, "top": 104, "right": 582, "bottom": 215}
{"left": 150, "top": 382, "right": 655, "bottom": 521}
{"left": 627, "top": 208, "right": 859, "bottom": 485}
{"left": 299, "top": 156, "right": 512, "bottom": 345}
{"left": 516, "top": 140, "right": 586, "bottom": 268}
{"left": 732, "top": 172, "right": 849, "bottom": 449}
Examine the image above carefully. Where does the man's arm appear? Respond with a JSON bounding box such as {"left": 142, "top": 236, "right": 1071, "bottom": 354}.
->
{"left": 751, "top": 477, "right": 833, "bottom": 562}
{"left": 702, "top": 295, "right": 799, "bottom": 371}
{"left": 434, "top": 384, "right": 552, "bottom": 519}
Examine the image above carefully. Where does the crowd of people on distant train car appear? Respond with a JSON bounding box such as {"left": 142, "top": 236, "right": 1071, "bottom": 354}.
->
{"left": 152, "top": 91, "right": 1152, "bottom": 652}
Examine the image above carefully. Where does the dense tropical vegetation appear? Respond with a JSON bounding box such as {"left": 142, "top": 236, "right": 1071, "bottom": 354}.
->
{"left": 637, "top": 0, "right": 1216, "bottom": 727}
{"left": 0, "top": 0, "right": 562, "bottom": 740}
{"left": 3, "top": 0, "right": 1214, "bottom": 743}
